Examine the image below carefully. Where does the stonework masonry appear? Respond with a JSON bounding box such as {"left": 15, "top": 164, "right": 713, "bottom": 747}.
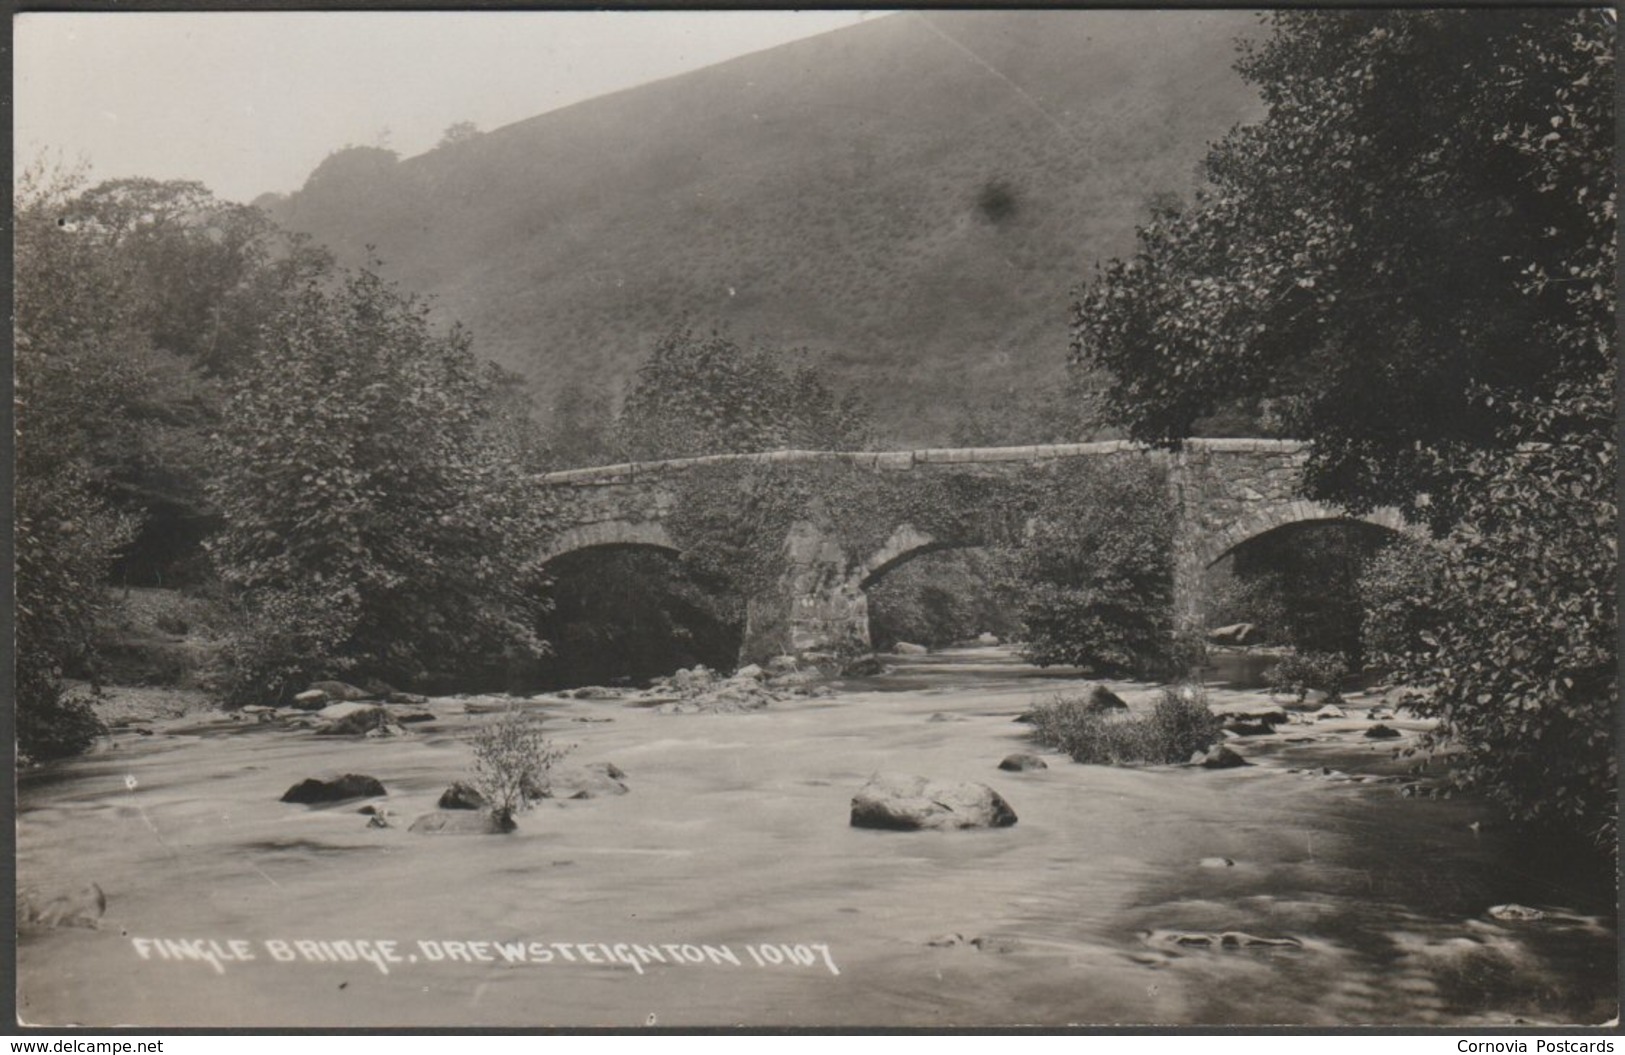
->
{"left": 534, "top": 440, "right": 1410, "bottom": 663}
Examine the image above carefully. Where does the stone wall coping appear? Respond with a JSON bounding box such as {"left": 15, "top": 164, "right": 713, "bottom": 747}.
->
{"left": 535, "top": 438, "right": 1306, "bottom": 486}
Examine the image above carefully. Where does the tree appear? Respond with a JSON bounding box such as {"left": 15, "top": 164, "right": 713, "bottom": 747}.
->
{"left": 1072, "top": 9, "right": 1614, "bottom": 524}
{"left": 1071, "top": 10, "right": 1616, "bottom": 846}
{"left": 1375, "top": 375, "right": 1616, "bottom": 846}
{"left": 538, "top": 379, "right": 620, "bottom": 470}
{"left": 14, "top": 163, "right": 143, "bottom": 759}
{"left": 437, "top": 121, "right": 482, "bottom": 149}
{"left": 19, "top": 172, "right": 332, "bottom": 586}
{"left": 617, "top": 328, "right": 870, "bottom": 460}
{"left": 1010, "top": 459, "right": 1175, "bottom": 677}
{"left": 208, "top": 264, "right": 553, "bottom": 702}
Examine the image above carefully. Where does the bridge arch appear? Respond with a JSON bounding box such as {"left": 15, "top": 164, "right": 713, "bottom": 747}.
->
{"left": 539, "top": 520, "right": 679, "bottom": 566}
{"left": 1196, "top": 502, "right": 1410, "bottom": 569}
{"left": 853, "top": 524, "right": 954, "bottom": 589}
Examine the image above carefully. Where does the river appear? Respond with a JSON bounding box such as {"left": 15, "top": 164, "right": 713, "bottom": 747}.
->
{"left": 16, "top": 647, "right": 1616, "bottom": 1028}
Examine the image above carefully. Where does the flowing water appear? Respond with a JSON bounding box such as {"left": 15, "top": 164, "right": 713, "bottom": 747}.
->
{"left": 16, "top": 648, "right": 1616, "bottom": 1028}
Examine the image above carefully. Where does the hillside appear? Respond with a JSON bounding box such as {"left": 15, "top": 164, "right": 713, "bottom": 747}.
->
{"left": 267, "top": 10, "right": 1264, "bottom": 445}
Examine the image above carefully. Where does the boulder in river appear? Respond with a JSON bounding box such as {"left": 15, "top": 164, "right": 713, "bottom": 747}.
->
{"left": 280, "top": 774, "right": 387, "bottom": 804}
{"left": 1224, "top": 720, "right": 1276, "bottom": 737}
{"left": 306, "top": 680, "right": 370, "bottom": 702}
{"left": 1193, "top": 745, "right": 1250, "bottom": 769}
{"left": 666, "top": 666, "right": 717, "bottom": 694}
{"left": 17, "top": 882, "right": 106, "bottom": 931}
{"left": 893, "top": 642, "right": 929, "bottom": 655}
{"left": 438, "top": 781, "right": 488, "bottom": 810}
{"left": 532, "top": 762, "right": 629, "bottom": 800}
{"left": 1488, "top": 903, "right": 1546, "bottom": 922}
{"left": 1212, "top": 703, "right": 1289, "bottom": 724}
{"left": 291, "top": 689, "right": 329, "bottom": 710}
{"left": 998, "top": 753, "right": 1049, "bottom": 772}
{"left": 1144, "top": 929, "right": 1302, "bottom": 950}
{"left": 1364, "top": 723, "right": 1403, "bottom": 739}
{"left": 1081, "top": 684, "right": 1129, "bottom": 713}
{"left": 1311, "top": 704, "right": 1347, "bottom": 721}
{"left": 408, "top": 810, "right": 516, "bottom": 835}
{"left": 312, "top": 702, "right": 391, "bottom": 736}
{"left": 841, "top": 655, "right": 886, "bottom": 677}
{"left": 850, "top": 774, "right": 1018, "bottom": 831}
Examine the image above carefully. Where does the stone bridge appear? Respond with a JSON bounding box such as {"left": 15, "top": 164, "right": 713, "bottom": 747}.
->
{"left": 535, "top": 439, "right": 1409, "bottom": 664}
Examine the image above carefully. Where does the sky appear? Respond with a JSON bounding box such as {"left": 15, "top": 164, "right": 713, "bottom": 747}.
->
{"left": 14, "top": 10, "right": 883, "bottom": 205}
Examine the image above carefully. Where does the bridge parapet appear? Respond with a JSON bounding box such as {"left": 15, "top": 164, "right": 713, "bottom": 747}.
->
{"left": 534, "top": 438, "right": 1308, "bottom": 488}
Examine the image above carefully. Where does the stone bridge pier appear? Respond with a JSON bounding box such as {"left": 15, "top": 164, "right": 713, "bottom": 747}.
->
{"left": 535, "top": 440, "right": 1412, "bottom": 668}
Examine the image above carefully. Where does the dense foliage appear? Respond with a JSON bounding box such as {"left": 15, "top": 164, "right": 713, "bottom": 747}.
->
{"left": 1375, "top": 378, "right": 1617, "bottom": 845}
{"left": 209, "top": 265, "right": 554, "bottom": 703}
{"left": 15, "top": 168, "right": 145, "bottom": 759}
{"left": 1011, "top": 459, "right": 1175, "bottom": 677}
{"left": 1073, "top": 9, "right": 1614, "bottom": 524}
{"left": 37, "top": 175, "right": 330, "bottom": 585}
{"left": 533, "top": 549, "right": 741, "bottom": 689}
{"left": 1356, "top": 536, "right": 1449, "bottom": 669}
{"left": 1264, "top": 651, "right": 1350, "bottom": 707}
{"left": 618, "top": 328, "right": 871, "bottom": 460}
{"left": 1072, "top": 10, "right": 1616, "bottom": 844}
{"left": 868, "top": 550, "right": 1019, "bottom": 651}
{"left": 1029, "top": 686, "right": 1223, "bottom": 765}
{"left": 1206, "top": 522, "right": 1390, "bottom": 661}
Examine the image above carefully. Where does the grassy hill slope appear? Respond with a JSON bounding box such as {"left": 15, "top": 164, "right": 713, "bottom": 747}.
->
{"left": 269, "top": 10, "right": 1263, "bottom": 445}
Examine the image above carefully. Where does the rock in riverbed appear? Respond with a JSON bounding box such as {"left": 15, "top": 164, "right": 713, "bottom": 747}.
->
{"left": 312, "top": 702, "right": 391, "bottom": 736}
{"left": 280, "top": 774, "right": 386, "bottom": 804}
{"left": 408, "top": 810, "right": 515, "bottom": 835}
{"left": 531, "top": 762, "right": 630, "bottom": 800}
{"left": 438, "top": 781, "right": 488, "bottom": 810}
{"left": 1144, "top": 929, "right": 1302, "bottom": 950}
{"left": 998, "top": 753, "right": 1049, "bottom": 772}
{"left": 17, "top": 882, "right": 106, "bottom": 931}
{"left": 1082, "top": 684, "right": 1129, "bottom": 712}
{"left": 306, "top": 680, "right": 371, "bottom": 702}
{"left": 850, "top": 774, "right": 1017, "bottom": 831}
{"left": 1224, "top": 720, "right": 1276, "bottom": 737}
{"left": 1192, "top": 745, "right": 1250, "bottom": 769}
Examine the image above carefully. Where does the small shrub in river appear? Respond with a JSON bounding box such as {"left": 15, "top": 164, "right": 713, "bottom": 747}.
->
{"left": 1028, "top": 685, "right": 1221, "bottom": 765}
{"left": 1265, "top": 651, "right": 1350, "bottom": 705}
{"left": 469, "top": 710, "right": 571, "bottom": 825}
